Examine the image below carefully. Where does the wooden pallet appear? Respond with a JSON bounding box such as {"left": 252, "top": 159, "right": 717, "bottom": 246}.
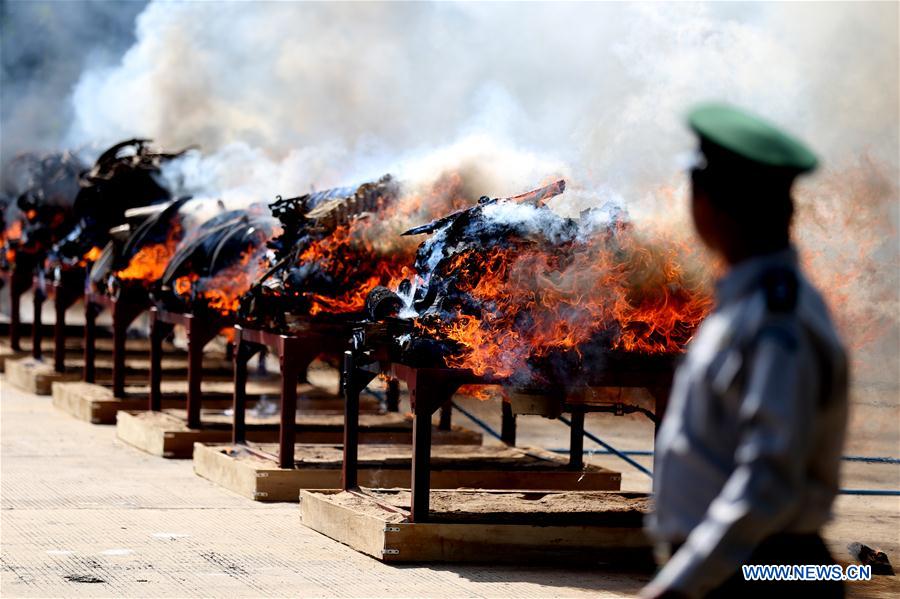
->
{"left": 6, "top": 354, "right": 236, "bottom": 395}
{"left": 194, "top": 442, "right": 617, "bottom": 502}
{"left": 0, "top": 337, "right": 190, "bottom": 374}
{"left": 71, "top": 355, "right": 235, "bottom": 379}
{"left": 51, "top": 377, "right": 295, "bottom": 424}
{"left": 0, "top": 343, "right": 28, "bottom": 373}
{"left": 300, "top": 488, "right": 651, "bottom": 564}
{"left": 123, "top": 407, "right": 482, "bottom": 461}
{"left": 5, "top": 357, "right": 81, "bottom": 394}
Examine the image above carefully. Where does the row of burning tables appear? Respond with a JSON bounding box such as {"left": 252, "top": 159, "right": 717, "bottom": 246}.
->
{"left": 5, "top": 286, "right": 671, "bottom": 561}
{"left": 0, "top": 143, "right": 698, "bottom": 563}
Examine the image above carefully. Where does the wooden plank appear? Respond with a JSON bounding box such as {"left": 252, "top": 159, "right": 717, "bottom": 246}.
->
{"left": 299, "top": 489, "right": 653, "bottom": 564}
{"left": 5, "top": 357, "right": 80, "bottom": 395}
{"left": 0, "top": 343, "right": 28, "bottom": 373}
{"left": 194, "top": 443, "right": 620, "bottom": 502}
{"left": 383, "top": 520, "right": 649, "bottom": 563}
{"left": 52, "top": 382, "right": 134, "bottom": 423}
{"left": 116, "top": 411, "right": 262, "bottom": 458}
{"left": 194, "top": 443, "right": 337, "bottom": 501}
{"left": 117, "top": 402, "right": 484, "bottom": 459}
{"left": 51, "top": 381, "right": 253, "bottom": 424}
{"left": 50, "top": 375, "right": 319, "bottom": 424}
{"left": 300, "top": 489, "right": 389, "bottom": 558}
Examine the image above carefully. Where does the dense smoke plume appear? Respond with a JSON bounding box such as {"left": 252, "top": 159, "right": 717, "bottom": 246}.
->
{"left": 1, "top": 3, "right": 897, "bottom": 432}
{"left": 0, "top": 0, "right": 146, "bottom": 166}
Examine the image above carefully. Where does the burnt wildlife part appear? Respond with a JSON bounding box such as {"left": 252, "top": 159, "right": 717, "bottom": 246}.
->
{"left": 366, "top": 178, "right": 710, "bottom": 386}
{"left": 90, "top": 196, "right": 192, "bottom": 299}
{"left": 154, "top": 208, "right": 279, "bottom": 317}
{"left": 50, "top": 139, "right": 188, "bottom": 273}
{"left": 238, "top": 175, "right": 405, "bottom": 333}
{"left": 341, "top": 180, "right": 694, "bottom": 521}
{"left": 1, "top": 151, "right": 85, "bottom": 351}
{"left": 3, "top": 151, "right": 84, "bottom": 261}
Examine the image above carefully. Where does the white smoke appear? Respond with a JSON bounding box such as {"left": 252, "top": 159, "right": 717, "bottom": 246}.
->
{"left": 63, "top": 2, "right": 896, "bottom": 197}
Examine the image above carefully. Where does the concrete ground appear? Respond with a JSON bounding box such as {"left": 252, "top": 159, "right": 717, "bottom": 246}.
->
{"left": 2, "top": 371, "right": 898, "bottom": 598}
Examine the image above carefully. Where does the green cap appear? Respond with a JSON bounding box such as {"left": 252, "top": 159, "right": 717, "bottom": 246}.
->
{"left": 688, "top": 102, "right": 818, "bottom": 173}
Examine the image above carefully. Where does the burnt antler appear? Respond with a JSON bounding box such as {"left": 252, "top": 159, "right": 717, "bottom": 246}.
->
{"left": 402, "top": 179, "right": 565, "bottom": 236}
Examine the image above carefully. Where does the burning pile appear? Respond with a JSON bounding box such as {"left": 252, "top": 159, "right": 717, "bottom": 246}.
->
{"left": 155, "top": 207, "right": 279, "bottom": 317}
{"left": 1, "top": 151, "right": 84, "bottom": 274}
{"left": 89, "top": 197, "right": 195, "bottom": 298}
{"left": 237, "top": 176, "right": 419, "bottom": 331}
{"left": 368, "top": 180, "right": 713, "bottom": 384}
{"left": 49, "top": 139, "right": 186, "bottom": 275}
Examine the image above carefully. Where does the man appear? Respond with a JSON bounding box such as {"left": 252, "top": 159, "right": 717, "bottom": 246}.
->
{"left": 642, "top": 103, "right": 849, "bottom": 598}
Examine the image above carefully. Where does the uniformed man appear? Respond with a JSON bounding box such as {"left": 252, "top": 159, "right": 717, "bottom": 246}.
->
{"left": 642, "top": 103, "right": 849, "bottom": 598}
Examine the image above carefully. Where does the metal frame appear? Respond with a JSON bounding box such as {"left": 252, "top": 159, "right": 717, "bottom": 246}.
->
{"left": 5, "top": 261, "right": 34, "bottom": 352}
{"left": 31, "top": 272, "right": 85, "bottom": 372}
{"left": 340, "top": 351, "right": 674, "bottom": 523}
{"left": 83, "top": 290, "right": 149, "bottom": 397}
{"left": 229, "top": 323, "right": 366, "bottom": 469}
{"left": 147, "top": 307, "right": 230, "bottom": 427}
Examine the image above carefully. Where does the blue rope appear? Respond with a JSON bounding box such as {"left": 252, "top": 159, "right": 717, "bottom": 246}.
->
{"left": 451, "top": 404, "right": 900, "bottom": 496}
{"left": 841, "top": 455, "right": 900, "bottom": 464}
{"left": 450, "top": 401, "right": 504, "bottom": 442}
{"left": 839, "top": 489, "right": 900, "bottom": 496}
{"left": 546, "top": 450, "right": 900, "bottom": 464}
{"left": 558, "top": 415, "right": 653, "bottom": 477}
{"left": 548, "top": 448, "right": 654, "bottom": 456}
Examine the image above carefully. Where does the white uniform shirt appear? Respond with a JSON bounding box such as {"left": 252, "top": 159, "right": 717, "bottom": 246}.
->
{"left": 646, "top": 247, "right": 848, "bottom": 596}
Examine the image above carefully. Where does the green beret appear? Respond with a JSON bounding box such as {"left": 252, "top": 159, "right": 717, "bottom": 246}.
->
{"left": 688, "top": 102, "right": 818, "bottom": 173}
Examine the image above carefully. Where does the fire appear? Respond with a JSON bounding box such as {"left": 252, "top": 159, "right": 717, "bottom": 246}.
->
{"left": 4, "top": 220, "right": 22, "bottom": 242}
{"left": 117, "top": 243, "right": 175, "bottom": 281}
{"left": 175, "top": 245, "right": 267, "bottom": 316}
{"left": 83, "top": 246, "right": 103, "bottom": 262}
{"left": 174, "top": 272, "right": 198, "bottom": 296}
{"left": 117, "top": 223, "right": 182, "bottom": 282}
{"left": 75, "top": 246, "right": 105, "bottom": 267}
{"left": 294, "top": 222, "right": 415, "bottom": 316}
{"left": 417, "top": 219, "right": 713, "bottom": 378}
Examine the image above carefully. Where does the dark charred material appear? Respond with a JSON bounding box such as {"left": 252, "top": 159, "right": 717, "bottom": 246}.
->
{"left": 89, "top": 197, "right": 190, "bottom": 298}
{"left": 402, "top": 179, "right": 565, "bottom": 236}
{"left": 848, "top": 543, "right": 895, "bottom": 575}
{"left": 1, "top": 151, "right": 85, "bottom": 271}
{"left": 364, "top": 180, "right": 581, "bottom": 373}
{"left": 238, "top": 175, "right": 398, "bottom": 332}
{"left": 365, "top": 286, "right": 403, "bottom": 321}
{"left": 49, "top": 139, "right": 186, "bottom": 272}
{"left": 153, "top": 207, "right": 279, "bottom": 315}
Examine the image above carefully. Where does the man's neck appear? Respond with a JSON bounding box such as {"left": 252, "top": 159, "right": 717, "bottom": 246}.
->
{"left": 723, "top": 238, "right": 791, "bottom": 266}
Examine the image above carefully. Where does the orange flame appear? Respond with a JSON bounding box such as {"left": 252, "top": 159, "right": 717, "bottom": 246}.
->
{"left": 83, "top": 246, "right": 103, "bottom": 262}
{"left": 117, "top": 223, "right": 182, "bottom": 282}
{"left": 4, "top": 220, "right": 22, "bottom": 242}
{"left": 174, "top": 244, "right": 268, "bottom": 316}
{"left": 294, "top": 223, "right": 415, "bottom": 316}
{"left": 174, "top": 272, "right": 198, "bottom": 296}
{"left": 76, "top": 246, "right": 104, "bottom": 267}
{"left": 419, "top": 223, "right": 713, "bottom": 377}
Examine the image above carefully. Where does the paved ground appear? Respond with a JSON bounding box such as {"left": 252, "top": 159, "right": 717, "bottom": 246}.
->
{"left": 1, "top": 368, "right": 898, "bottom": 598}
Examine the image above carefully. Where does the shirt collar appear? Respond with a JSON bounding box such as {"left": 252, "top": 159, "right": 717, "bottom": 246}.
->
{"left": 715, "top": 246, "right": 799, "bottom": 306}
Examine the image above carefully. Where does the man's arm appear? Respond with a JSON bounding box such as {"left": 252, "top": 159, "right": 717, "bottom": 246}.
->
{"left": 644, "top": 322, "right": 819, "bottom": 598}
